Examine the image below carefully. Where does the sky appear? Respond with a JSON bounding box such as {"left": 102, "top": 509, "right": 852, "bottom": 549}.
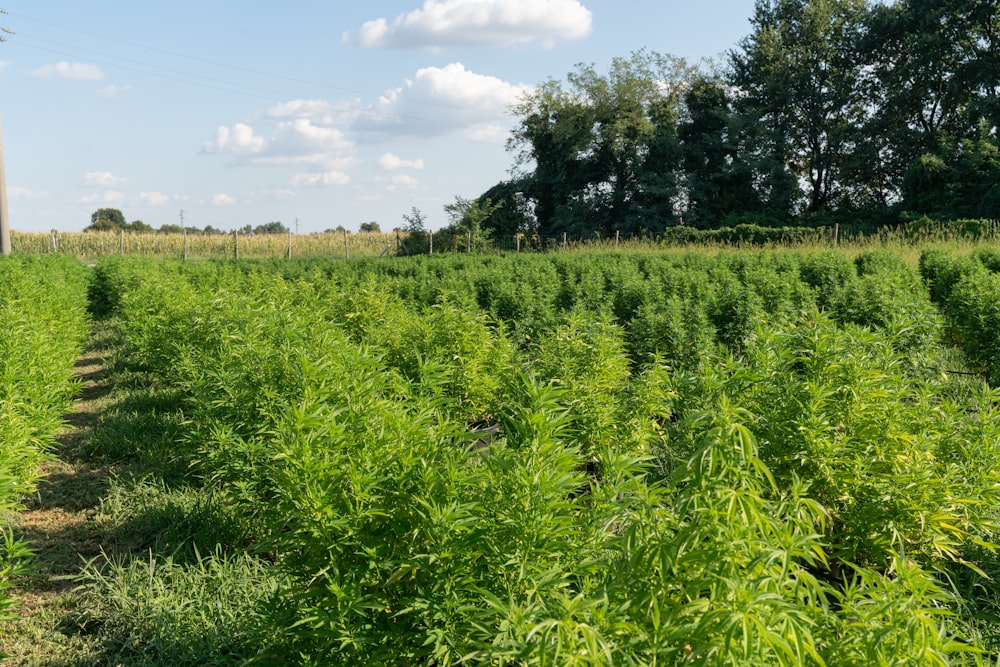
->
{"left": 0, "top": 1, "right": 759, "bottom": 233}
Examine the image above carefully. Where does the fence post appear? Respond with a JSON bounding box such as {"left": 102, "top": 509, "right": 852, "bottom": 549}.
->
{"left": 467, "top": 232, "right": 472, "bottom": 253}
{"left": 50, "top": 229, "right": 58, "bottom": 253}
{"left": 183, "top": 228, "right": 189, "bottom": 261}
{"left": 833, "top": 222, "right": 840, "bottom": 246}
{"left": 287, "top": 229, "right": 292, "bottom": 261}
{"left": 234, "top": 230, "right": 240, "bottom": 260}
{"left": 429, "top": 230, "right": 433, "bottom": 255}
{"left": 562, "top": 232, "right": 567, "bottom": 250}
{"left": 119, "top": 228, "right": 125, "bottom": 255}
{"left": 516, "top": 234, "right": 520, "bottom": 253}
{"left": 343, "top": 228, "right": 349, "bottom": 260}
{"left": 615, "top": 229, "right": 620, "bottom": 247}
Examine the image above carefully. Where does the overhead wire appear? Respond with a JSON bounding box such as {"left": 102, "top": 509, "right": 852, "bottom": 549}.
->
{"left": 6, "top": 10, "right": 519, "bottom": 126}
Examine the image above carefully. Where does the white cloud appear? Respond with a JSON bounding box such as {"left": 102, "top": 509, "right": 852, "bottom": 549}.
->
{"left": 83, "top": 171, "right": 126, "bottom": 187}
{"left": 203, "top": 118, "right": 356, "bottom": 172}
{"left": 272, "top": 188, "right": 298, "bottom": 200}
{"left": 377, "top": 153, "right": 425, "bottom": 171}
{"left": 356, "top": 62, "right": 531, "bottom": 140}
{"left": 202, "top": 123, "right": 268, "bottom": 156}
{"left": 389, "top": 174, "right": 420, "bottom": 190}
{"left": 140, "top": 191, "right": 172, "bottom": 206}
{"left": 28, "top": 61, "right": 104, "bottom": 80}
{"left": 8, "top": 185, "right": 42, "bottom": 199}
{"left": 354, "top": 0, "right": 593, "bottom": 49}
{"left": 82, "top": 190, "right": 126, "bottom": 204}
{"left": 291, "top": 171, "right": 351, "bottom": 187}
{"left": 212, "top": 193, "right": 237, "bottom": 206}
{"left": 0, "top": 61, "right": 10, "bottom": 72}
{"left": 98, "top": 84, "right": 131, "bottom": 98}
{"left": 267, "top": 98, "right": 361, "bottom": 126}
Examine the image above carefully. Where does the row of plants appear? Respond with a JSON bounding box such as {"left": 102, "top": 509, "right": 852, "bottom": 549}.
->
{"left": 0, "top": 256, "right": 90, "bottom": 637}
{"left": 80, "top": 247, "right": 1000, "bottom": 664}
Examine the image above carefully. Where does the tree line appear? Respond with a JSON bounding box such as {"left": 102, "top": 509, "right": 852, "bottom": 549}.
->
{"left": 85, "top": 208, "right": 290, "bottom": 236}
{"left": 474, "top": 0, "right": 1000, "bottom": 238}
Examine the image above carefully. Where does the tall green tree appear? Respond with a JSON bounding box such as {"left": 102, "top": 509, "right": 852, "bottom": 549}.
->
{"left": 729, "top": 0, "right": 871, "bottom": 216}
{"left": 679, "top": 76, "right": 759, "bottom": 227}
{"left": 508, "top": 51, "right": 694, "bottom": 237}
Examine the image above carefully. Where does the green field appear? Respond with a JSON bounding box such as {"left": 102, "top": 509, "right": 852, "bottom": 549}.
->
{"left": 4, "top": 244, "right": 1000, "bottom": 665}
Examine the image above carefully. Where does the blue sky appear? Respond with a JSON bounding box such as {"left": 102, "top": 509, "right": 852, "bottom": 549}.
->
{"left": 0, "top": 1, "right": 758, "bottom": 233}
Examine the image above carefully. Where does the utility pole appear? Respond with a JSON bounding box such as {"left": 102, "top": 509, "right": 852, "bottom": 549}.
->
{"left": 0, "top": 115, "right": 10, "bottom": 256}
{"left": 0, "top": 11, "right": 12, "bottom": 256}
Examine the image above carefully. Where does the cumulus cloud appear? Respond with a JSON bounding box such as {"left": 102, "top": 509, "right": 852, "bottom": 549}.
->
{"left": 378, "top": 153, "right": 425, "bottom": 171}
{"left": 83, "top": 171, "right": 126, "bottom": 187}
{"left": 212, "top": 193, "right": 237, "bottom": 206}
{"left": 8, "top": 185, "right": 41, "bottom": 199}
{"left": 202, "top": 123, "right": 268, "bottom": 156}
{"left": 389, "top": 174, "right": 420, "bottom": 190}
{"left": 140, "top": 191, "right": 172, "bottom": 206}
{"left": 82, "top": 190, "right": 125, "bottom": 204}
{"left": 291, "top": 171, "right": 351, "bottom": 187}
{"left": 267, "top": 98, "right": 361, "bottom": 126}
{"left": 356, "top": 62, "right": 531, "bottom": 140}
{"left": 354, "top": 0, "right": 592, "bottom": 49}
{"left": 28, "top": 61, "right": 104, "bottom": 80}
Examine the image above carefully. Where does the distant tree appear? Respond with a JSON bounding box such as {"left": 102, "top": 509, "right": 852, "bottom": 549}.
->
{"left": 158, "top": 223, "right": 184, "bottom": 234}
{"left": 401, "top": 207, "right": 429, "bottom": 255}
{"left": 255, "top": 221, "right": 288, "bottom": 234}
{"left": 359, "top": 221, "right": 381, "bottom": 233}
{"left": 478, "top": 180, "right": 536, "bottom": 237}
{"left": 444, "top": 196, "right": 502, "bottom": 250}
{"left": 125, "top": 220, "right": 153, "bottom": 232}
{"left": 86, "top": 208, "right": 126, "bottom": 231}
{"left": 202, "top": 225, "right": 222, "bottom": 235}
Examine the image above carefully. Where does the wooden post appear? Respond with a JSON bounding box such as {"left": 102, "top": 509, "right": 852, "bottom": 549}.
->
{"left": 833, "top": 222, "right": 840, "bottom": 246}
{"left": 516, "top": 234, "right": 521, "bottom": 253}
{"left": 50, "top": 229, "right": 58, "bottom": 253}
{"left": 429, "top": 230, "right": 433, "bottom": 255}
{"left": 562, "top": 232, "right": 567, "bottom": 249}
{"left": 467, "top": 231, "right": 471, "bottom": 253}
{"left": 119, "top": 228, "right": 125, "bottom": 254}
{"left": 183, "top": 228, "right": 189, "bottom": 261}
{"left": 234, "top": 230, "right": 240, "bottom": 260}
{"left": 615, "top": 229, "right": 620, "bottom": 247}
{"left": 287, "top": 229, "right": 292, "bottom": 261}
{"left": 0, "top": 116, "right": 10, "bottom": 256}
{"left": 343, "top": 228, "right": 349, "bottom": 260}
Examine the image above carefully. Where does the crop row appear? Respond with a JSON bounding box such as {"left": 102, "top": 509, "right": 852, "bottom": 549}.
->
{"left": 94, "top": 249, "right": 1000, "bottom": 664}
{"left": 0, "top": 256, "right": 89, "bottom": 631}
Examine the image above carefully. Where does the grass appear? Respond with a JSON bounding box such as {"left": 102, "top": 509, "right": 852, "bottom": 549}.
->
{"left": 0, "top": 323, "right": 278, "bottom": 666}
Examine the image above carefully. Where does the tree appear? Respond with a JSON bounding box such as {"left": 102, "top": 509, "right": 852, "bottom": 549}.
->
{"left": 401, "top": 207, "right": 429, "bottom": 254}
{"left": 679, "top": 76, "right": 758, "bottom": 228}
{"left": 508, "top": 51, "right": 695, "bottom": 237}
{"left": 359, "top": 221, "right": 381, "bottom": 233}
{"left": 87, "top": 207, "right": 126, "bottom": 230}
{"left": 158, "top": 223, "right": 184, "bottom": 234}
{"left": 728, "top": 0, "right": 871, "bottom": 216}
{"left": 444, "top": 196, "right": 502, "bottom": 250}
{"left": 477, "top": 179, "right": 537, "bottom": 238}
{"left": 255, "top": 221, "right": 288, "bottom": 234}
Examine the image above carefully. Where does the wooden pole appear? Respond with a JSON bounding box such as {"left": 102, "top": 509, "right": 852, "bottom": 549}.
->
{"left": 429, "top": 230, "right": 433, "bottom": 255}
{"left": 287, "top": 229, "right": 292, "bottom": 261}
{"left": 183, "top": 228, "right": 189, "bottom": 261}
{"left": 562, "top": 232, "right": 567, "bottom": 249}
{"left": 516, "top": 234, "right": 520, "bottom": 253}
{"left": 833, "top": 222, "right": 840, "bottom": 246}
{"left": 343, "top": 228, "right": 349, "bottom": 260}
{"left": 467, "top": 231, "right": 471, "bottom": 253}
{"left": 119, "top": 228, "right": 125, "bottom": 254}
{"left": 234, "top": 230, "right": 239, "bottom": 260}
{"left": 615, "top": 229, "right": 620, "bottom": 247}
{"left": 0, "top": 116, "right": 10, "bottom": 256}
